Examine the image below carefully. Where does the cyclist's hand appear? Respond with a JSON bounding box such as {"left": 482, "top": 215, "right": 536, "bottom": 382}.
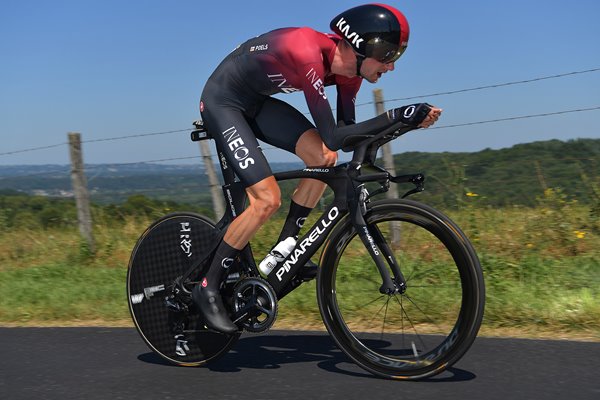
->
{"left": 419, "top": 106, "right": 442, "bottom": 128}
{"left": 389, "top": 103, "right": 441, "bottom": 128}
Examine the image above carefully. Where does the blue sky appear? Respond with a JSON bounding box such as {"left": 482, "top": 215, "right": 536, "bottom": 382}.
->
{"left": 1, "top": 0, "right": 599, "bottom": 166}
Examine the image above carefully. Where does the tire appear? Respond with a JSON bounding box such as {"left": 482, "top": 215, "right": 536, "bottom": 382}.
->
{"left": 317, "top": 199, "right": 485, "bottom": 380}
{"left": 127, "top": 212, "right": 240, "bottom": 366}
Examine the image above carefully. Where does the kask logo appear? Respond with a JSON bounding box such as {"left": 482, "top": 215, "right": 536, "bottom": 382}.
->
{"left": 335, "top": 17, "right": 364, "bottom": 48}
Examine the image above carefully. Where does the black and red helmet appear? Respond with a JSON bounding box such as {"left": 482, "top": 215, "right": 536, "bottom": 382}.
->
{"left": 330, "top": 3, "right": 410, "bottom": 64}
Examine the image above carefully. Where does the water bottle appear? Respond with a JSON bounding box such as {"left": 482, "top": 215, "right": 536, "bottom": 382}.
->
{"left": 259, "top": 237, "right": 297, "bottom": 276}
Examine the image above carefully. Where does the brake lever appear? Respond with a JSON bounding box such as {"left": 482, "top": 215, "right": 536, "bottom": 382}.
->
{"left": 390, "top": 173, "right": 426, "bottom": 198}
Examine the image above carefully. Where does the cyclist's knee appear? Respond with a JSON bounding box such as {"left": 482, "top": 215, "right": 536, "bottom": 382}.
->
{"left": 252, "top": 194, "right": 280, "bottom": 222}
{"left": 321, "top": 149, "right": 338, "bottom": 167}
{"left": 247, "top": 178, "right": 281, "bottom": 223}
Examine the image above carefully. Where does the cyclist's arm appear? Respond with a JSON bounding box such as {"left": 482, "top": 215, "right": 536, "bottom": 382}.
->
{"left": 297, "top": 46, "right": 431, "bottom": 151}
{"left": 301, "top": 63, "right": 431, "bottom": 150}
{"left": 335, "top": 75, "right": 362, "bottom": 125}
{"left": 331, "top": 103, "right": 433, "bottom": 149}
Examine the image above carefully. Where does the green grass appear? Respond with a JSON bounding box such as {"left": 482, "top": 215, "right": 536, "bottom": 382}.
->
{"left": 0, "top": 263, "right": 127, "bottom": 323}
{"left": 0, "top": 201, "right": 598, "bottom": 340}
{"left": 481, "top": 255, "right": 600, "bottom": 332}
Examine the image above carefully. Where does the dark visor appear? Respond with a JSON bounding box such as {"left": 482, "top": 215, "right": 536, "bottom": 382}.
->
{"left": 369, "top": 41, "right": 407, "bottom": 64}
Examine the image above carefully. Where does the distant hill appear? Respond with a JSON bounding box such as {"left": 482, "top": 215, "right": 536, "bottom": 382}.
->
{"left": 0, "top": 162, "right": 304, "bottom": 204}
{"left": 390, "top": 138, "right": 600, "bottom": 207}
{"left": 0, "top": 138, "right": 598, "bottom": 207}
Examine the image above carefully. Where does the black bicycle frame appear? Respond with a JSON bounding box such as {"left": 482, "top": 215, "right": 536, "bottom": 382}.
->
{"left": 186, "top": 121, "right": 423, "bottom": 300}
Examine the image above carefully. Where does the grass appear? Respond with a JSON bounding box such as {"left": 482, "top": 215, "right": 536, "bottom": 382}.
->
{"left": 0, "top": 199, "right": 599, "bottom": 341}
{"left": 0, "top": 263, "right": 127, "bottom": 324}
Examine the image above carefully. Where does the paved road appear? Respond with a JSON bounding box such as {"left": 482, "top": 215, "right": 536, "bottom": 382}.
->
{"left": 0, "top": 328, "right": 598, "bottom": 400}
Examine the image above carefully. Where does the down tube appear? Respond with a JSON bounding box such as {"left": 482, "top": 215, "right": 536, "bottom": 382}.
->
{"left": 267, "top": 200, "right": 347, "bottom": 294}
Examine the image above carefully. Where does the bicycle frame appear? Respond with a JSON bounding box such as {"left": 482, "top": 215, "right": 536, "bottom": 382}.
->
{"left": 185, "top": 121, "right": 425, "bottom": 300}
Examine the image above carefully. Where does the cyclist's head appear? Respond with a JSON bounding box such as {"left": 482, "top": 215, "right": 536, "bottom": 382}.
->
{"left": 330, "top": 3, "right": 410, "bottom": 64}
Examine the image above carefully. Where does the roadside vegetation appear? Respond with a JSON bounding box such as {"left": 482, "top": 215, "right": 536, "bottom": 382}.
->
{"left": 0, "top": 188, "right": 598, "bottom": 341}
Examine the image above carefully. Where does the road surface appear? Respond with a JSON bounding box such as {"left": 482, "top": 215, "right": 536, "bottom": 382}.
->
{"left": 0, "top": 328, "right": 598, "bottom": 399}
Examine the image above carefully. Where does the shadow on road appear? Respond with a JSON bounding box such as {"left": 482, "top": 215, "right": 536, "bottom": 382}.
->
{"left": 137, "top": 333, "right": 476, "bottom": 382}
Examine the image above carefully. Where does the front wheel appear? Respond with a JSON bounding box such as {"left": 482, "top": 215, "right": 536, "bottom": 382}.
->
{"left": 317, "top": 199, "right": 485, "bottom": 380}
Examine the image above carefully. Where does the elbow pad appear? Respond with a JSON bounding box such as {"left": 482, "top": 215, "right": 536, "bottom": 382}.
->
{"left": 388, "top": 103, "right": 432, "bottom": 127}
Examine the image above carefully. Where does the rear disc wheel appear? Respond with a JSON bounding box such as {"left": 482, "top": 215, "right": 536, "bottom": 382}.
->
{"left": 127, "top": 212, "right": 240, "bottom": 366}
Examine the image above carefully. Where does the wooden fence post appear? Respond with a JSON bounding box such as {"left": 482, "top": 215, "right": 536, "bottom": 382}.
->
{"left": 373, "top": 89, "right": 400, "bottom": 245}
{"left": 68, "top": 132, "right": 95, "bottom": 253}
{"left": 199, "top": 140, "right": 225, "bottom": 218}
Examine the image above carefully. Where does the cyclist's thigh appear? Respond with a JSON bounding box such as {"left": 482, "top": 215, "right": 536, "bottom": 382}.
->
{"left": 201, "top": 105, "right": 272, "bottom": 187}
{"left": 250, "top": 97, "right": 315, "bottom": 154}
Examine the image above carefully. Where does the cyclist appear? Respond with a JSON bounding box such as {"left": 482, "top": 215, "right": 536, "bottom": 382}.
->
{"left": 194, "top": 3, "right": 442, "bottom": 333}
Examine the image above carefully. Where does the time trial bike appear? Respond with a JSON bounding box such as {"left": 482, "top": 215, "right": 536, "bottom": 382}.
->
{"left": 127, "top": 118, "right": 485, "bottom": 380}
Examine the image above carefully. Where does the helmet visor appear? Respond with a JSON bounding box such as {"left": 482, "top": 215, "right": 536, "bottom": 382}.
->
{"left": 369, "top": 41, "right": 407, "bottom": 64}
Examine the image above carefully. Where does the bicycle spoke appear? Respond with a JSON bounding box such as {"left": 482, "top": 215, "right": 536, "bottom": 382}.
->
{"left": 368, "top": 296, "right": 391, "bottom": 328}
{"left": 380, "top": 296, "right": 391, "bottom": 340}
{"left": 400, "top": 292, "right": 448, "bottom": 334}
{"left": 355, "top": 294, "right": 387, "bottom": 310}
{"left": 364, "top": 275, "right": 386, "bottom": 286}
{"left": 394, "top": 294, "right": 428, "bottom": 353}
{"left": 405, "top": 265, "right": 442, "bottom": 283}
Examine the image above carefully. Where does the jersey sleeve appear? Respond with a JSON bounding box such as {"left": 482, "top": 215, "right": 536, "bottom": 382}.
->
{"left": 299, "top": 60, "right": 339, "bottom": 148}
{"left": 299, "top": 61, "right": 400, "bottom": 151}
{"left": 299, "top": 60, "right": 396, "bottom": 151}
{"left": 336, "top": 75, "right": 362, "bottom": 125}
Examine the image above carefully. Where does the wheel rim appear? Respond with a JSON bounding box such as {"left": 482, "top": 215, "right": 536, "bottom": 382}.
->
{"left": 319, "top": 204, "right": 482, "bottom": 378}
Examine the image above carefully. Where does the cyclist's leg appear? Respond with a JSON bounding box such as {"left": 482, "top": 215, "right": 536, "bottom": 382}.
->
{"left": 195, "top": 103, "right": 281, "bottom": 333}
{"left": 251, "top": 98, "right": 337, "bottom": 241}
{"left": 222, "top": 176, "right": 281, "bottom": 248}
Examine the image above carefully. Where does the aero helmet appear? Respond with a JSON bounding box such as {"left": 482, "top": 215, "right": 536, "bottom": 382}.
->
{"left": 330, "top": 3, "right": 410, "bottom": 64}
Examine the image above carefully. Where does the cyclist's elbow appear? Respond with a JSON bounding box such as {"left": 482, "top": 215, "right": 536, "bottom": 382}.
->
{"left": 321, "top": 134, "right": 342, "bottom": 152}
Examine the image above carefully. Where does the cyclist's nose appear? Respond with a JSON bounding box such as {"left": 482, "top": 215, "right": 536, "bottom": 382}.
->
{"left": 385, "top": 62, "right": 395, "bottom": 71}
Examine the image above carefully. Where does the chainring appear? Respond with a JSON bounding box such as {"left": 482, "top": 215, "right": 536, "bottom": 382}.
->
{"left": 232, "top": 277, "right": 278, "bottom": 333}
